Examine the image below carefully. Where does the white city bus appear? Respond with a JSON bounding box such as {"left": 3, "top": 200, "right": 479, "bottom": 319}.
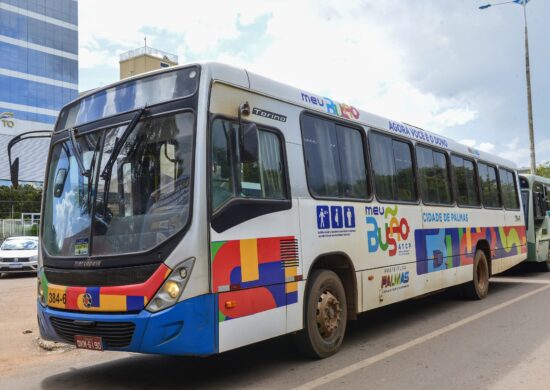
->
{"left": 14, "top": 62, "right": 527, "bottom": 358}
{"left": 519, "top": 174, "right": 550, "bottom": 270}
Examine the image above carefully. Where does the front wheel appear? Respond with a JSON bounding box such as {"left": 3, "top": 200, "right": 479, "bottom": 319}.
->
{"left": 462, "top": 249, "right": 490, "bottom": 300}
{"left": 296, "top": 269, "right": 347, "bottom": 359}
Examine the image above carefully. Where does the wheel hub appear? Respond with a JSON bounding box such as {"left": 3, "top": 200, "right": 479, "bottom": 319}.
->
{"left": 316, "top": 290, "right": 342, "bottom": 338}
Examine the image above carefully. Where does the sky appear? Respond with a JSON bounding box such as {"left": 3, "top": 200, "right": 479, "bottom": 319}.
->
{"left": 78, "top": 0, "right": 549, "bottom": 168}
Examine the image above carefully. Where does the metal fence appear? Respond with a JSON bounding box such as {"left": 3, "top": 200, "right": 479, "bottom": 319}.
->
{"left": 0, "top": 214, "right": 40, "bottom": 242}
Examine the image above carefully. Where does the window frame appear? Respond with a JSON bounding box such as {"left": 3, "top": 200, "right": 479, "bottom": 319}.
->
{"left": 499, "top": 167, "right": 521, "bottom": 211}
{"left": 299, "top": 111, "right": 372, "bottom": 203}
{"left": 477, "top": 160, "right": 503, "bottom": 210}
{"left": 367, "top": 129, "right": 419, "bottom": 205}
{"left": 208, "top": 114, "right": 292, "bottom": 218}
{"left": 449, "top": 153, "right": 482, "bottom": 209}
{"left": 415, "top": 143, "right": 454, "bottom": 207}
{"left": 41, "top": 105, "right": 198, "bottom": 268}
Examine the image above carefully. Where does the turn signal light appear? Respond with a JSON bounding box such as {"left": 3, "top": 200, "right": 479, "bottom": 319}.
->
{"left": 225, "top": 300, "right": 237, "bottom": 309}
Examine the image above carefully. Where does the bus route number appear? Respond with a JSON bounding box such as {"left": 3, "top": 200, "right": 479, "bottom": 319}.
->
{"left": 48, "top": 292, "right": 67, "bottom": 305}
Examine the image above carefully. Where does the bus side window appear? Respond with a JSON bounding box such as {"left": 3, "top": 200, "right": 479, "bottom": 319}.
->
{"left": 478, "top": 162, "right": 502, "bottom": 208}
{"left": 301, "top": 114, "right": 368, "bottom": 199}
{"left": 240, "top": 130, "right": 286, "bottom": 199}
{"left": 451, "top": 155, "right": 480, "bottom": 207}
{"left": 499, "top": 168, "right": 519, "bottom": 210}
{"left": 211, "top": 120, "right": 235, "bottom": 210}
{"left": 210, "top": 118, "right": 288, "bottom": 211}
{"left": 369, "top": 132, "right": 416, "bottom": 202}
{"left": 416, "top": 145, "right": 452, "bottom": 205}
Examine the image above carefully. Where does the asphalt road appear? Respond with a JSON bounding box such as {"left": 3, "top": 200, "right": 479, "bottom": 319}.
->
{"left": 1, "top": 264, "right": 550, "bottom": 390}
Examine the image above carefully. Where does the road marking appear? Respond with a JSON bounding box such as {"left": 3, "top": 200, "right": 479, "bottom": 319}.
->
{"left": 491, "top": 277, "right": 550, "bottom": 285}
{"left": 292, "top": 283, "right": 550, "bottom": 390}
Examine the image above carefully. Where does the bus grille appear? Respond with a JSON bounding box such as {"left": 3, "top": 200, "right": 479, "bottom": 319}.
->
{"left": 50, "top": 317, "right": 135, "bottom": 348}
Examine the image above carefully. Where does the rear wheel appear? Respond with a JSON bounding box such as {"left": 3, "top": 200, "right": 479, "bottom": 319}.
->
{"left": 537, "top": 256, "right": 550, "bottom": 272}
{"left": 297, "top": 269, "right": 347, "bottom": 359}
{"left": 462, "top": 249, "right": 490, "bottom": 300}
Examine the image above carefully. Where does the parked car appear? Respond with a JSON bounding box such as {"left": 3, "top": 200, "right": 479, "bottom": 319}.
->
{"left": 0, "top": 236, "right": 39, "bottom": 276}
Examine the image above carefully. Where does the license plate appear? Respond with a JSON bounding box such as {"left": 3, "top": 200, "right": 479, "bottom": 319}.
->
{"left": 74, "top": 335, "right": 103, "bottom": 351}
{"left": 9, "top": 263, "right": 23, "bottom": 269}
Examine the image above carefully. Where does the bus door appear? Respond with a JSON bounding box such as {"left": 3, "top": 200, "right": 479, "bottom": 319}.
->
{"left": 533, "top": 182, "right": 550, "bottom": 262}
{"left": 208, "top": 83, "right": 301, "bottom": 352}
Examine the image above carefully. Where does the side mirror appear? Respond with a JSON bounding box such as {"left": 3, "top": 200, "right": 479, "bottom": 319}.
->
{"left": 237, "top": 101, "right": 259, "bottom": 163}
{"left": 239, "top": 122, "right": 259, "bottom": 163}
{"left": 10, "top": 157, "right": 19, "bottom": 189}
{"left": 7, "top": 130, "right": 52, "bottom": 188}
{"left": 53, "top": 168, "right": 68, "bottom": 197}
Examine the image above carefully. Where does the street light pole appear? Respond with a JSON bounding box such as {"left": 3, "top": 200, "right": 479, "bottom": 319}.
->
{"left": 479, "top": 0, "right": 537, "bottom": 174}
{"left": 522, "top": 2, "right": 536, "bottom": 174}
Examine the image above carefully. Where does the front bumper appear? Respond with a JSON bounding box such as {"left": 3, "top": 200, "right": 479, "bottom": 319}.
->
{"left": 38, "top": 294, "right": 218, "bottom": 356}
{"left": 0, "top": 261, "right": 37, "bottom": 273}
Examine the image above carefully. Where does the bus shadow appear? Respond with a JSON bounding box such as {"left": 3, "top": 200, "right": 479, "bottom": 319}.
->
{"left": 40, "top": 274, "right": 545, "bottom": 389}
{"left": 40, "top": 335, "right": 304, "bottom": 389}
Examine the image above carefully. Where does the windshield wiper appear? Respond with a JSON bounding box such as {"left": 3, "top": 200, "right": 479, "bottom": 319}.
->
{"left": 69, "top": 127, "right": 90, "bottom": 177}
{"left": 100, "top": 107, "right": 147, "bottom": 180}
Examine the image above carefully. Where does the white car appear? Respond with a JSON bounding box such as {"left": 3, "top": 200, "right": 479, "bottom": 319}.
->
{"left": 0, "top": 236, "right": 39, "bottom": 276}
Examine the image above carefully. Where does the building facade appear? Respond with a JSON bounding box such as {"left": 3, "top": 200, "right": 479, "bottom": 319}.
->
{"left": 119, "top": 46, "right": 178, "bottom": 80}
{"left": 0, "top": 0, "right": 78, "bottom": 186}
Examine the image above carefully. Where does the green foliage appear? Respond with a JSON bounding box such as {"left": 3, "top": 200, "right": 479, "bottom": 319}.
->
{"left": 0, "top": 185, "right": 42, "bottom": 219}
{"left": 536, "top": 162, "right": 550, "bottom": 179}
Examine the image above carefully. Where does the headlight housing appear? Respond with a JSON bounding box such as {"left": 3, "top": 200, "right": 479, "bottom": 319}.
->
{"left": 29, "top": 255, "right": 38, "bottom": 262}
{"left": 37, "top": 274, "right": 46, "bottom": 307}
{"left": 146, "top": 257, "right": 195, "bottom": 313}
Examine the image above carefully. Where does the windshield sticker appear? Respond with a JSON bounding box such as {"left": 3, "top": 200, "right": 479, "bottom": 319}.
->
{"left": 301, "top": 92, "right": 360, "bottom": 120}
{"left": 74, "top": 238, "right": 89, "bottom": 256}
{"left": 388, "top": 121, "right": 449, "bottom": 148}
{"left": 316, "top": 205, "right": 356, "bottom": 238}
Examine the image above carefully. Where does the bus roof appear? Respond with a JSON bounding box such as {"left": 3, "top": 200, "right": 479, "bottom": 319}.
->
{"left": 68, "top": 61, "right": 517, "bottom": 170}
{"left": 519, "top": 174, "right": 550, "bottom": 185}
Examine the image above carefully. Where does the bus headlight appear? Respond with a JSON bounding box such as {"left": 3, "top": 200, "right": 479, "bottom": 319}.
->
{"left": 146, "top": 257, "right": 195, "bottom": 313}
{"left": 37, "top": 277, "right": 46, "bottom": 307}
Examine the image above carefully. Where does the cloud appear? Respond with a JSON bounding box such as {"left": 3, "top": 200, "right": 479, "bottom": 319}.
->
{"left": 78, "top": 0, "right": 550, "bottom": 169}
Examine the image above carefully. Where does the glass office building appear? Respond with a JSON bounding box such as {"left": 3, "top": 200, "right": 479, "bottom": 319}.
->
{"left": 0, "top": 0, "right": 78, "bottom": 186}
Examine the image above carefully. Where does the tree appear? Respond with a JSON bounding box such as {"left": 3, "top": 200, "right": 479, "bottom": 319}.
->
{"left": 0, "top": 185, "right": 42, "bottom": 219}
{"left": 536, "top": 161, "right": 550, "bottom": 179}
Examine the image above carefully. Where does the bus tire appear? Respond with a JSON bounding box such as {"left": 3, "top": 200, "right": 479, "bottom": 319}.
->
{"left": 297, "top": 269, "right": 347, "bottom": 359}
{"left": 538, "top": 258, "right": 550, "bottom": 272}
{"left": 462, "top": 249, "right": 490, "bottom": 300}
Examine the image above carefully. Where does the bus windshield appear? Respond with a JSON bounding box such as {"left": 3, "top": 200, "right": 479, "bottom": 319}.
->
{"left": 43, "top": 112, "right": 195, "bottom": 257}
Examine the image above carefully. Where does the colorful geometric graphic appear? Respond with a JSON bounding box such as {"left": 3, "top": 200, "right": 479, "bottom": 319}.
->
{"left": 415, "top": 225, "right": 527, "bottom": 275}
{"left": 40, "top": 264, "right": 171, "bottom": 312}
{"left": 212, "top": 236, "right": 300, "bottom": 322}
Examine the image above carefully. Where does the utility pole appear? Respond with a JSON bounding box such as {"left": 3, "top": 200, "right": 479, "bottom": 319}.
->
{"left": 522, "top": 2, "right": 536, "bottom": 174}
{"left": 479, "top": 0, "right": 537, "bottom": 173}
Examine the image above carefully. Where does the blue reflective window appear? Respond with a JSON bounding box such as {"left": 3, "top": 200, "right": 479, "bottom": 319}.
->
{"left": 0, "top": 42, "right": 77, "bottom": 83}
{"left": 0, "top": 75, "right": 77, "bottom": 110}
{"left": 1, "top": 0, "right": 77, "bottom": 25}
{"left": 57, "top": 67, "right": 200, "bottom": 130}
{"left": 0, "top": 9, "right": 77, "bottom": 54}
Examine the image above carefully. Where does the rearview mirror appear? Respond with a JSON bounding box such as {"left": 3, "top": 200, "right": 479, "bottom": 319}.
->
{"left": 239, "top": 122, "right": 259, "bottom": 163}
{"left": 10, "top": 157, "right": 19, "bottom": 189}
{"left": 53, "top": 168, "right": 68, "bottom": 197}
